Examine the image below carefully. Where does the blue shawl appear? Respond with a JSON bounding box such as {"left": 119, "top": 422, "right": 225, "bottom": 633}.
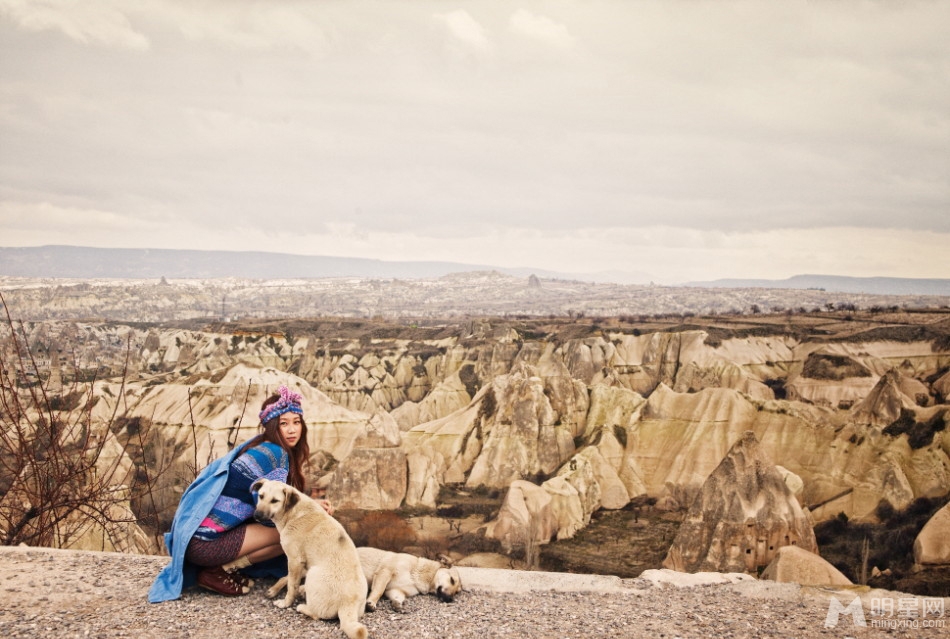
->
{"left": 147, "top": 441, "right": 288, "bottom": 603}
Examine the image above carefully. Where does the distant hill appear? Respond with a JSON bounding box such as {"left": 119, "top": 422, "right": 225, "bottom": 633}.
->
{"left": 685, "top": 274, "right": 950, "bottom": 296}
{"left": 1, "top": 247, "right": 945, "bottom": 295}
{"left": 0, "top": 245, "right": 659, "bottom": 284}
{"left": 0, "top": 245, "right": 557, "bottom": 280}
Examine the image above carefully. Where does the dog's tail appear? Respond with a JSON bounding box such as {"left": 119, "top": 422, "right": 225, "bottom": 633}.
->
{"left": 339, "top": 607, "right": 368, "bottom": 639}
{"left": 336, "top": 601, "right": 369, "bottom": 639}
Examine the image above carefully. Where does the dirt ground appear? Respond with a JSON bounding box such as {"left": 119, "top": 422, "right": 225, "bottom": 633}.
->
{"left": 3, "top": 545, "right": 949, "bottom": 639}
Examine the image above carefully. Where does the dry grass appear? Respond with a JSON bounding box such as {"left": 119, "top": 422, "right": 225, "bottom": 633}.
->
{"left": 540, "top": 507, "right": 683, "bottom": 578}
{"left": 815, "top": 494, "right": 950, "bottom": 596}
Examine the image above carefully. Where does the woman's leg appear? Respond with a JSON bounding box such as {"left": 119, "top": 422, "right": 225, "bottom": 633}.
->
{"left": 236, "top": 522, "right": 284, "bottom": 563}
{"left": 190, "top": 523, "right": 284, "bottom": 574}
{"left": 188, "top": 523, "right": 286, "bottom": 596}
{"left": 187, "top": 526, "right": 261, "bottom": 596}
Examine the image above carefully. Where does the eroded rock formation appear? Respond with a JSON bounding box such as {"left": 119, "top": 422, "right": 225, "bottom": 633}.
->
{"left": 662, "top": 431, "right": 818, "bottom": 574}
{"left": 5, "top": 311, "right": 949, "bottom": 556}
{"left": 760, "top": 545, "right": 852, "bottom": 586}
{"left": 913, "top": 502, "right": 950, "bottom": 566}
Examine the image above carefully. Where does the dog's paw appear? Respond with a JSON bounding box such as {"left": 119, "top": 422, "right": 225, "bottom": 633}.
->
{"left": 267, "top": 576, "right": 288, "bottom": 598}
{"left": 274, "top": 599, "right": 291, "bottom": 609}
{"left": 391, "top": 601, "right": 404, "bottom": 613}
{"left": 365, "top": 600, "right": 377, "bottom": 612}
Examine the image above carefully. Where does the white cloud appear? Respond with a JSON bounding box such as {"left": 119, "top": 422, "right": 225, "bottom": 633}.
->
{"left": 1, "top": 2, "right": 948, "bottom": 283}
{"left": 0, "top": 200, "right": 164, "bottom": 237}
{"left": 434, "top": 9, "right": 492, "bottom": 55}
{"left": 159, "top": 2, "right": 328, "bottom": 53}
{"left": 508, "top": 9, "right": 573, "bottom": 48}
{"left": 0, "top": 0, "right": 148, "bottom": 50}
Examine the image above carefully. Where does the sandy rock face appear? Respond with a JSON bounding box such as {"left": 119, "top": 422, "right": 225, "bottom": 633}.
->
{"left": 662, "top": 430, "right": 817, "bottom": 574}
{"left": 608, "top": 331, "right": 777, "bottom": 399}
{"left": 851, "top": 368, "right": 921, "bottom": 426}
{"left": 466, "top": 365, "right": 576, "bottom": 489}
{"left": 391, "top": 372, "right": 472, "bottom": 431}
{"left": 325, "top": 447, "right": 408, "bottom": 510}
{"left": 401, "top": 399, "right": 483, "bottom": 487}
{"left": 576, "top": 438, "right": 629, "bottom": 509}
{"left": 583, "top": 383, "right": 646, "bottom": 441}
{"left": 319, "top": 408, "right": 407, "bottom": 510}
{"left": 404, "top": 449, "right": 445, "bottom": 508}
{"left": 484, "top": 480, "right": 559, "bottom": 553}
{"left": 934, "top": 370, "right": 950, "bottom": 403}
{"left": 485, "top": 450, "right": 602, "bottom": 549}
{"left": 402, "top": 363, "right": 581, "bottom": 493}
{"left": 541, "top": 475, "right": 589, "bottom": 540}
{"left": 775, "top": 466, "right": 804, "bottom": 497}
{"left": 913, "top": 502, "right": 950, "bottom": 566}
{"left": 760, "top": 545, "right": 852, "bottom": 586}
{"left": 621, "top": 384, "right": 762, "bottom": 505}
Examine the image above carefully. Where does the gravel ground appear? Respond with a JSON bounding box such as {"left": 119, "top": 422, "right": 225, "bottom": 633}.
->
{"left": 1, "top": 546, "right": 946, "bottom": 639}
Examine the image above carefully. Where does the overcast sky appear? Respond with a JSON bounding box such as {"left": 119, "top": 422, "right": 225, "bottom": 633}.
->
{"left": 1, "top": 1, "right": 948, "bottom": 284}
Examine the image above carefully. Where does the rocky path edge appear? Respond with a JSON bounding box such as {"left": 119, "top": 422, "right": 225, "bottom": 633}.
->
{"left": 1, "top": 546, "right": 946, "bottom": 638}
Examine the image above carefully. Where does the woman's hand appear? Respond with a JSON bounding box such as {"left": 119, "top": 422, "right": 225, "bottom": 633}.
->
{"left": 308, "top": 488, "right": 334, "bottom": 516}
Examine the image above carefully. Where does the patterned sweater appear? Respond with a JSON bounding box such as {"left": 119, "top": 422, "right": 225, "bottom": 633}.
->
{"left": 193, "top": 441, "right": 289, "bottom": 540}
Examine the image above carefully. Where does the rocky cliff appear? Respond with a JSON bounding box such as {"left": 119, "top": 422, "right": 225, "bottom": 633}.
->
{"left": 2, "top": 309, "right": 948, "bottom": 559}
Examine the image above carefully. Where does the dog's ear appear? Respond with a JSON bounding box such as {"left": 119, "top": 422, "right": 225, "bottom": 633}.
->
{"left": 438, "top": 554, "right": 453, "bottom": 567}
{"left": 251, "top": 479, "right": 265, "bottom": 493}
{"left": 283, "top": 485, "right": 300, "bottom": 511}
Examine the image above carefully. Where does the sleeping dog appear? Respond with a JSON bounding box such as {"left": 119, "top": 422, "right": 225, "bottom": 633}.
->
{"left": 357, "top": 547, "right": 462, "bottom": 612}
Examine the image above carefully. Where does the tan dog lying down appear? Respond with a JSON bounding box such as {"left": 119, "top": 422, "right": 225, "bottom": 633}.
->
{"left": 252, "top": 479, "right": 368, "bottom": 639}
{"left": 358, "top": 547, "right": 462, "bottom": 612}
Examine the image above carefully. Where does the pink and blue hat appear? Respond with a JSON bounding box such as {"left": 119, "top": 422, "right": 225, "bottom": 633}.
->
{"left": 259, "top": 385, "right": 304, "bottom": 424}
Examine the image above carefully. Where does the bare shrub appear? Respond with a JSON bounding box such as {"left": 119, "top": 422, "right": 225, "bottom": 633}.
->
{"left": 883, "top": 408, "right": 947, "bottom": 450}
{"left": 0, "top": 293, "right": 171, "bottom": 552}
{"left": 801, "top": 353, "right": 871, "bottom": 380}
{"left": 814, "top": 493, "right": 950, "bottom": 595}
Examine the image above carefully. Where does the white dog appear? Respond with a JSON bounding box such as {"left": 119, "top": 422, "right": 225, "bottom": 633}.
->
{"left": 357, "top": 547, "right": 462, "bottom": 612}
{"left": 252, "top": 479, "right": 368, "bottom": 639}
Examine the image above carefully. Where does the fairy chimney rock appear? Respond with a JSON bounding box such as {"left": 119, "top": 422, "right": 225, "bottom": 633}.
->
{"left": 851, "top": 368, "right": 917, "bottom": 426}
{"left": 662, "top": 430, "right": 818, "bottom": 574}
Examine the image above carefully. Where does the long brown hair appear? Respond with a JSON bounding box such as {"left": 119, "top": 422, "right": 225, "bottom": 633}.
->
{"left": 237, "top": 393, "right": 311, "bottom": 491}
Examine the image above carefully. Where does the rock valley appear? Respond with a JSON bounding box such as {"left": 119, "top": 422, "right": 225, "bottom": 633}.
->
{"left": 1, "top": 283, "right": 949, "bottom": 593}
